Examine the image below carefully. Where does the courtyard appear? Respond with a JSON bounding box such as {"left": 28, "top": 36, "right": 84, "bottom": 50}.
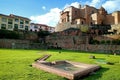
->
{"left": 0, "top": 49, "right": 120, "bottom": 80}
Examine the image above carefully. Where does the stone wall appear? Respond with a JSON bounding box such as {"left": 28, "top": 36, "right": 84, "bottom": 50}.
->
{"left": 55, "top": 22, "right": 89, "bottom": 32}
{"left": 87, "top": 45, "right": 120, "bottom": 53}
{"left": 14, "top": 43, "right": 46, "bottom": 49}
{"left": 55, "top": 22, "right": 72, "bottom": 32}
{"left": 75, "top": 44, "right": 120, "bottom": 54}
{"left": 0, "top": 39, "right": 30, "bottom": 48}
{"left": 0, "top": 39, "right": 46, "bottom": 49}
{"left": 46, "top": 35, "right": 87, "bottom": 48}
{"left": 46, "top": 35, "right": 120, "bottom": 54}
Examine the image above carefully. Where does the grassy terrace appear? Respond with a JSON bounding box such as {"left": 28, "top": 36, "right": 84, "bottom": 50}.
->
{"left": 0, "top": 49, "right": 120, "bottom": 80}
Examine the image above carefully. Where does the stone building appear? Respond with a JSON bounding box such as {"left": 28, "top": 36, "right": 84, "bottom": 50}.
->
{"left": 55, "top": 4, "right": 120, "bottom": 33}
{"left": 30, "top": 23, "right": 55, "bottom": 33}
{"left": 0, "top": 14, "right": 30, "bottom": 31}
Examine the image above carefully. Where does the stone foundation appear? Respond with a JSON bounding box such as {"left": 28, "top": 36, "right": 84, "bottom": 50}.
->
{"left": 32, "top": 55, "right": 100, "bottom": 80}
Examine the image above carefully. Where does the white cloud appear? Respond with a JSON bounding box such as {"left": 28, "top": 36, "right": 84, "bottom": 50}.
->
{"left": 64, "top": 2, "right": 80, "bottom": 9}
{"left": 30, "top": 2, "right": 82, "bottom": 27}
{"left": 30, "top": 1, "right": 120, "bottom": 27}
{"left": 90, "top": 0, "right": 101, "bottom": 7}
{"left": 30, "top": 8, "right": 61, "bottom": 27}
{"left": 42, "top": 6, "right": 46, "bottom": 10}
{"left": 85, "top": 0, "right": 104, "bottom": 8}
{"left": 84, "top": 0, "right": 120, "bottom": 13}
{"left": 102, "top": 0, "right": 120, "bottom": 13}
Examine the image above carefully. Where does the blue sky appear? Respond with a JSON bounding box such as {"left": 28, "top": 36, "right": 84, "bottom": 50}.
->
{"left": 0, "top": 0, "right": 120, "bottom": 27}
{"left": 0, "top": 0, "right": 82, "bottom": 17}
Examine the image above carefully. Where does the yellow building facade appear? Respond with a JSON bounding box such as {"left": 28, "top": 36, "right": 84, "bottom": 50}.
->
{"left": 0, "top": 14, "right": 30, "bottom": 31}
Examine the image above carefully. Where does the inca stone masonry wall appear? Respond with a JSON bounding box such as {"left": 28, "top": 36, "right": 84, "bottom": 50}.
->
{"left": 46, "top": 35, "right": 120, "bottom": 54}
{"left": 46, "top": 35, "right": 87, "bottom": 49}
{"left": 0, "top": 39, "right": 29, "bottom": 48}
{"left": 0, "top": 39, "right": 46, "bottom": 49}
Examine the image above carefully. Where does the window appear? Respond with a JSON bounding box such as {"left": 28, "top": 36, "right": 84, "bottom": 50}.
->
{"left": 91, "top": 22, "right": 93, "bottom": 25}
{"left": 20, "top": 19, "right": 24, "bottom": 24}
{"left": 75, "top": 11, "right": 77, "bottom": 15}
{"left": 2, "top": 17, "right": 7, "bottom": 22}
{"left": 25, "top": 21, "right": 29, "bottom": 24}
{"left": 91, "top": 11, "right": 94, "bottom": 14}
{"left": 1, "top": 24, "right": 6, "bottom": 29}
{"left": 8, "top": 19, "right": 13, "bottom": 24}
{"left": 81, "top": 21, "right": 84, "bottom": 24}
{"left": 20, "top": 24, "right": 24, "bottom": 28}
{"left": 14, "top": 24, "right": 18, "bottom": 30}
{"left": 34, "top": 26, "right": 38, "bottom": 28}
{"left": 15, "top": 18, "right": 19, "bottom": 22}
{"left": 8, "top": 24, "right": 13, "bottom": 29}
{"left": 25, "top": 26, "right": 28, "bottom": 31}
{"left": 30, "top": 29, "right": 32, "bottom": 32}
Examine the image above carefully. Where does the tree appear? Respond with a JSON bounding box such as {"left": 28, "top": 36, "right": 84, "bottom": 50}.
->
{"left": 100, "top": 40, "right": 105, "bottom": 44}
{"left": 0, "top": 29, "right": 19, "bottom": 39}
{"left": 106, "top": 40, "right": 111, "bottom": 45}
{"left": 37, "top": 30, "right": 50, "bottom": 38}
{"left": 80, "top": 25, "right": 89, "bottom": 32}
{"left": 37, "top": 30, "right": 51, "bottom": 43}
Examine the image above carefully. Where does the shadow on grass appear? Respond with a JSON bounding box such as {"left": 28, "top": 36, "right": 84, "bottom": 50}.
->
{"left": 81, "top": 67, "right": 109, "bottom": 80}
{"left": 94, "top": 58, "right": 115, "bottom": 65}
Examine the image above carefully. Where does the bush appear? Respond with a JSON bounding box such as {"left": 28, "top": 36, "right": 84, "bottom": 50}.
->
{"left": 90, "top": 39, "right": 100, "bottom": 44}
{"left": 112, "top": 40, "right": 120, "bottom": 45}
{"left": 100, "top": 40, "right": 105, "bottom": 44}
{"left": 106, "top": 40, "right": 111, "bottom": 44}
{"left": 0, "top": 29, "right": 19, "bottom": 39}
{"left": 37, "top": 30, "right": 50, "bottom": 38}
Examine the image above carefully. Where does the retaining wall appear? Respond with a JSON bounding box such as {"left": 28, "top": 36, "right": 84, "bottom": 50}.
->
{"left": 46, "top": 36, "right": 120, "bottom": 54}
{"left": 0, "top": 39, "right": 29, "bottom": 48}
{"left": 0, "top": 39, "right": 46, "bottom": 49}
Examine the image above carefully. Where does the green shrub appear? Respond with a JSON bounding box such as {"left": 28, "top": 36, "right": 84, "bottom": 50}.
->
{"left": 112, "top": 40, "right": 120, "bottom": 45}
{"left": 37, "top": 30, "right": 50, "bottom": 38}
{"left": 106, "top": 40, "right": 111, "bottom": 44}
{"left": 0, "top": 29, "right": 19, "bottom": 39}
{"left": 90, "top": 39, "right": 100, "bottom": 44}
{"left": 100, "top": 40, "right": 105, "bottom": 44}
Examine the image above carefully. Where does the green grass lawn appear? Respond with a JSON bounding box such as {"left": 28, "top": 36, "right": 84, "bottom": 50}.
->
{"left": 0, "top": 49, "right": 120, "bottom": 80}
